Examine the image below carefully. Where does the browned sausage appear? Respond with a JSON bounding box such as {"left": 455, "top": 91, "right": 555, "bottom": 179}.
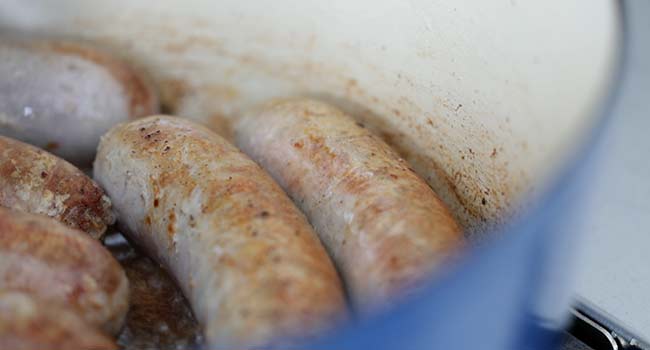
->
{"left": 0, "top": 135, "right": 115, "bottom": 239}
{"left": 235, "top": 99, "right": 464, "bottom": 313}
{"left": 0, "top": 291, "right": 116, "bottom": 350}
{"left": 94, "top": 116, "right": 347, "bottom": 348}
{"left": 0, "top": 207, "right": 129, "bottom": 334}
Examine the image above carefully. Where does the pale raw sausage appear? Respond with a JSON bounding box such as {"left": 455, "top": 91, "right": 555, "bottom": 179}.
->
{"left": 0, "top": 39, "right": 158, "bottom": 165}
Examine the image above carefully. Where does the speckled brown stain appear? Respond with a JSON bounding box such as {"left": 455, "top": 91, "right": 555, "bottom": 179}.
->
{"left": 167, "top": 211, "right": 176, "bottom": 238}
{"left": 56, "top": 14, "right": 520, "bottom": 234}
{"left": 44, "top": 141, "right": 60, "bottom": 151}
{"left": 159, "top": 79, "right": 189, "bottom": 113}
{"left": 207, "top": 112, "right": 233, "bottom": 140}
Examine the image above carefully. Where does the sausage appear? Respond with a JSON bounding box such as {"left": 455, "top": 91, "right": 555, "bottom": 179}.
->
{"left": 234, "top": 99, "right": 464, "bottom": 312}
{"left": 0, "top": 39, "right": 158, "bottom": 165}
{"left": 0, "top": 135, "right": 115, "bottom": 239}
{"left": 0, "top": 291, "right": 116, "bottom": 350}
{"left": 94, "top": 116, "right": 346, "bottom": 348}
{"left": 0, "top": 207, "right": 129, "bottom": 334}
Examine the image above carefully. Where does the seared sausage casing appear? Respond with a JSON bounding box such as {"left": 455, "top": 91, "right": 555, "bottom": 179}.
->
{"left": 0, "top": 291, "right": 117, "bottom": 350}
{"left": 0, "top": 207, "right": 129, "bottom": 334}
{"left": 0, "top": 136, "right": 115, "bottom": 239}
{"left": 94, "top": 116, "right": 346, "bottom": 348}
{"left": 235, "top": 99, "right": 464, "bottom": 312}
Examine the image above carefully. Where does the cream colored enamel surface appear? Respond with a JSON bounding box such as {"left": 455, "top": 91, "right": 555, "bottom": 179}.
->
{"left": 0, "top": 0, "right": 619, "bottom": 235}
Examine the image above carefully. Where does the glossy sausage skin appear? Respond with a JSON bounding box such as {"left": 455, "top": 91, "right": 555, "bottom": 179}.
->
{"left": 94, "top": 116, "right": 346, "bottom": 348}
{"left": 235, "top": 99, "right": 464, "bottom": 312}
{"left": 0, "top": 291, "right": 116, "bottom": 350}
{"left": 0, "top": 39, "right": 158, "bottom": 165}
{"left": 0, "top": 136, "right": 115, "bottom": 239}
{"left": 0, "top": 207, "right": 129, "bottom": 334}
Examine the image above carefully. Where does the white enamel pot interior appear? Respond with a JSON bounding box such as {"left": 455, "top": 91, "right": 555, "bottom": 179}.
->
{"left": 0, "top": 1, "right": 621, "bottom": 349}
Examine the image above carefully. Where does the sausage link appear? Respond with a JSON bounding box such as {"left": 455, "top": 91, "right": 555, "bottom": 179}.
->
{"left": 0, "top": 207, "right": 129, "bottom": 334}
{"left": 0, "top": 39, "right": 158, "bottom": 165}
{"left": 0, "top": 136, "right": 115, "bottom": 239}
{"left": 94, "top": 116, "right": 346, "bottom": 348}
{"left": 0, "top": 291, "right": 116, "bottom": 350}
{"left": 235, "top": 99, "right": 464, "bottom": 312}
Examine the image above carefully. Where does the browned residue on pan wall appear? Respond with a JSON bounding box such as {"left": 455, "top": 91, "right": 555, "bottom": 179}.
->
{"left": 207, "top": 112, "right": 233, "bottom": 140}
{"left": 64, "top": 13, "right": 522, "bottom": 235}
{"left": 158, "top": 78, "right": 189, "bottom": 114}
{"left": 158, "top": 79, "right": 237, "bottom": 140}
{"left": 312, "top": 94, "right": 514, "bottom": 235}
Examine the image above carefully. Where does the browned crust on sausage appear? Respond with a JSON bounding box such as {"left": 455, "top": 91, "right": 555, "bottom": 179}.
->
{"left": 0, "top": 291, "right": 116, "bottom": 350}
{"left": 95, "top": 116, "right": 347, "bottom": 348}
{"left": 0, "top": 208, "right": 129, "bottom": 334}
{"left": 235, "top": 99, "right": 465, "bottom": 311}
{"left": 38, "top": 41, "right": 158, "bottom": 118}
{"left": 0, "top": 136, "right": 115, "bottom": 239}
